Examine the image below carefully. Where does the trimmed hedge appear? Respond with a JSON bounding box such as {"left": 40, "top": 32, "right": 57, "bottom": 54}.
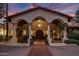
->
{"left": 0, "top": 35, "right": 5, "bottom": 42}
{"left": 68, "top": 30, "right": 79, "bottom": 40}
{"left": 68, "top": 33, "right": 79, "bottom": 40}
{"left": 0, "top": 35, "right": 13, "bottom": 41}
{"left": 64, "top": 39, "right": 79, "bottom": 44}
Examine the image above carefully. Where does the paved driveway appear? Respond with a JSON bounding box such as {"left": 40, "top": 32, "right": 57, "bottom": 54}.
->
{"left": 49, "top": 46, "right": 79, "bottom": 56}
{"left": 0, "top": 46, "right": 31, "bottom": 56}
{"left": 0, "top": 46, "right": 79, "bottom": 56}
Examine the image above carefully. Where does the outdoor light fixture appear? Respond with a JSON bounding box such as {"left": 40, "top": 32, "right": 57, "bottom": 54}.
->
{"left": 38, "top": 19, "right": 41, "bottom": 22}
{"left": 38, "top": 24, "right": 41, "bottom": 27}
{"left": 38, "top": 20, "right": 42, "bottom": 27}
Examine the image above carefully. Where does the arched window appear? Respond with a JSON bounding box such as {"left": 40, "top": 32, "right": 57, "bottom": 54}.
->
{"left": 50, "top": 18, "right": 64, "bottom": 43}
{"left": 16, "top": 19, "right": 29, "bottom": 43}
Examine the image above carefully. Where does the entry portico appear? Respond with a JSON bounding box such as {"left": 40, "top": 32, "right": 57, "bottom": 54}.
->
{"left": 6, "top": 7, "right": 73, "bottom": 46}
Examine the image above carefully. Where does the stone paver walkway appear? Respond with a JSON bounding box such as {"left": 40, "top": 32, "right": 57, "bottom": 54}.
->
{"left": 33, "top": 39, "right": 46, "bottom": 46}
{"left": 28, "top": 46, "right": 51, "bottom": 56}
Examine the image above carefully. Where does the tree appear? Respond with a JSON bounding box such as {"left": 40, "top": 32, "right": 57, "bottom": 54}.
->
{"left": 75, "top": 9, "right": 79, "bottom": 22}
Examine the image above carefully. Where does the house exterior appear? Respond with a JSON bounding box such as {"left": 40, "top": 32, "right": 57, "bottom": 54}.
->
{"left": 4, "top": 6, "right": 73, "bottom": 46}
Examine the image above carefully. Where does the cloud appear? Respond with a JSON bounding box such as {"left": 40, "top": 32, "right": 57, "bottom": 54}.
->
{"left": 8, "top": 3, "right": 31, "bottom": 15}
{"left": 45, "top": 3, "right": 79, "bottom": 16}
{"left": 8, "top": 3, "right": 79, "bottom": 16}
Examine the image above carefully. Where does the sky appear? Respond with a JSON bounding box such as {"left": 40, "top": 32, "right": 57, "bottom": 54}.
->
{"left": 8, "top": 3, "right": 79, "bottom": 17}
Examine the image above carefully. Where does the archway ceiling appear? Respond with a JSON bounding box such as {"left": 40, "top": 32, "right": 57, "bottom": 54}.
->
{"left": 17, "top": 20, "right": 28, "bottom": 26}
{"left": 32, "top": 20, "right": 48, "bottom": 31}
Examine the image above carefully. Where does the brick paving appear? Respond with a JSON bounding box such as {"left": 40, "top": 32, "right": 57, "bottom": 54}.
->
{"left": 28, "top": 46, "right": 52, "bottom": 56}
{"left": 28, "top": 39, "right": 52, "bottom": 56}
{"left": 33, "top": 39, "right": 46, "bottom": 46}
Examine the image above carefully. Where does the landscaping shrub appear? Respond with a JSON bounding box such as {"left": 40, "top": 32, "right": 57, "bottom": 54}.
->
{"left": 68, "top": 33, "right": 79, "bottom": 40}
{"left": 64, "top": 39, "right": 79, "bottom": 44}
{"left": 67, "top": 30, "right": 79, "bottom": 40}
{"left": 0, "top": 35, "right": 4, "bottom": 42}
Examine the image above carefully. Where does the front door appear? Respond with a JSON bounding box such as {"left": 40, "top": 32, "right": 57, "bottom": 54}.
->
{"left": 36, "top": 30, "right": 44, "bottom": 39}
{"left": 32, "top": 30, "right": 46, "bottom": 46}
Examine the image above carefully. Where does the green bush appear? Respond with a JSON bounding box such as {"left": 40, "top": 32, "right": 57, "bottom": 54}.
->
{"left": 68, "top": 30, "right": 79, "bottom": 40}
{"left": 68, "top": 33, "right": 79, "bottom": 40}
{"left": 0, "top": 35, "right": 13, "bottom": 41}
{"left": 0, "top": 35, "right": 4, "bottom": 42}
{"left": 5, "top": 36, "right": 13, "bottom": 41}
{"left": 64, "top": 39, "right": 79, "bottom": 44}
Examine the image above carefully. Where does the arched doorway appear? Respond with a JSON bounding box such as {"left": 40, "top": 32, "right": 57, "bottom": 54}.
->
{"left": 16, "top": 19, "right": 29, "bottom": 43}
{"left": 36, "top": 30, "right": 44, "bottom": 39}
{"left": 31, "top": 16, "right": 48, "bottom": 45}
{"left": 50, "top": 18, "right": 64, "bottom": 43}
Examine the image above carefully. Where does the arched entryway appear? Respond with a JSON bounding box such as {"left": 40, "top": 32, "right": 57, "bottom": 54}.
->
{"left": 31, "top": 16, "right": 48, "bottom": 45}
{"left": 50, "top": 18, "right": 64, "bottom": 43}
{"left": 16, "top": 19, "right": 29, "bottom": 43}
{"left": 36, "top": 30, "right": 44, "bottom": 39}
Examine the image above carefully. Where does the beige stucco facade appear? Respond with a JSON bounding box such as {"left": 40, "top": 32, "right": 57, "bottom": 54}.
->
{"left": 6, "top": 7, "right": 70, "bottom": 46}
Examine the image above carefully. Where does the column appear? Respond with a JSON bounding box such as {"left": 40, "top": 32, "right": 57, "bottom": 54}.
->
{"left": 10, "top": 24, "right": 17, "bottom": 43}
{"left": 48, "top": 24, "right": 52, "bottom": 46}
{"left": 62, "top": 26, "right": 68, "bottom": 42}
{"left": 13, "top": 25, "right": 16, "bottom": 43}
{"left": 28, "top": 24, "right": 32, "bottom": 45}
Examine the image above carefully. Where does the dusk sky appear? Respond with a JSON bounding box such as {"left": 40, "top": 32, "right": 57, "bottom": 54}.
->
{"left": 8, "top": 3, "right": 79, "bottom": 17}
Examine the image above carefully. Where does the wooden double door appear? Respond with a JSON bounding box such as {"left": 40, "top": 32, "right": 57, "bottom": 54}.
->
{"left": 36, "top": 30, "right": 44, "bottom": 39}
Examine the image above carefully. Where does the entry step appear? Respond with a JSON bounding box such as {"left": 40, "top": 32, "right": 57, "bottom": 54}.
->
{"left": 33, "top": 40, "right": 46, "bottom": 46}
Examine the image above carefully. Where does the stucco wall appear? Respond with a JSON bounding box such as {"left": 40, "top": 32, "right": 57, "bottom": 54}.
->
{"left": 8, "top": 9, "right": 69, "bottom": 43}
{"left": 11, "top": 9, "right": 68, "bottom": 24}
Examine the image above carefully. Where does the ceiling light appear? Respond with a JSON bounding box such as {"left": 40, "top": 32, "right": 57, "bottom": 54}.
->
{"left": 38, "top": 24, "right": 41, "bottom": 27}
{"left": 38, "top": 20, "right": 41, "bottom": 22}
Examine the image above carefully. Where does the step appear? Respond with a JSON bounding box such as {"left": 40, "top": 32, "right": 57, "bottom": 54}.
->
{"left": 33, "top": 41, "right": 46, "bottom": 46}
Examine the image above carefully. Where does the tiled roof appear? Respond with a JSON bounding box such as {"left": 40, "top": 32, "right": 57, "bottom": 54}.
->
{"left": 6, "top": 6, "right": 73, "bottom": 19}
